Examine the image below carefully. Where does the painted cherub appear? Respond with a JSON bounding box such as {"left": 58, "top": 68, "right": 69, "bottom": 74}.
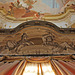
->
{"left": 23, "top": 0, "right": 37, "bottom": 10}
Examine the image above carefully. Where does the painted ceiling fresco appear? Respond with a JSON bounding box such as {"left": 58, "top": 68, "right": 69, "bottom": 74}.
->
{"left": 0, "top": 0, "right": 74, "bottom": 18}
{"left": 0, "top": 0, "right": 75, "bottom": 28}
{"left": 0, "top": 0, "right": 59, "bottom": 18}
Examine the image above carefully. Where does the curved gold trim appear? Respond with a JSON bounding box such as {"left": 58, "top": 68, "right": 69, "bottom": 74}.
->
{"left": 26, "top": 57, "right": 50, "bottom": 63}
{"left": 0, "top": 8, "right": 75, "bottom": 21}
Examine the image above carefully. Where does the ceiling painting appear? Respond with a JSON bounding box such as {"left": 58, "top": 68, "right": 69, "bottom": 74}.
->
{"left": 0, "top": 0, "right": 75, "bottom": 28}
{"left": 0, "top": 0, "right": 61, "bottom": 19}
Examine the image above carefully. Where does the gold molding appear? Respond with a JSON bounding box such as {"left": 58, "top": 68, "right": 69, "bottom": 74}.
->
{"left": 0, "top": 8, "right": 75, "bottom": 21}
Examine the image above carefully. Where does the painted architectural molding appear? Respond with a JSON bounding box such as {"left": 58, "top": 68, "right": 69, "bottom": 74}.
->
{"left": 0, "top": 8, "right": 75, "bottom": 21}
{"left": 0, "top": 21, "right": 75, "bottom": 55}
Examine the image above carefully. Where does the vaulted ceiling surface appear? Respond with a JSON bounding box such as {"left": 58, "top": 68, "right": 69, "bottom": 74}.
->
{"left": 0, "top": 0, "right": 75, "bottom": 29}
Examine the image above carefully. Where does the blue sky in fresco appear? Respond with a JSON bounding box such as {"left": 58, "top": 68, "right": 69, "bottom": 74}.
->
{"left": 42, "top": 0, "right": 59, "bottom": 8}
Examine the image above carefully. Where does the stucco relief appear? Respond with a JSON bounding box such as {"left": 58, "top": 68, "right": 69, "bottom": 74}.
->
{"left": 0, "top": 32, "right": 75, "bottom": 55}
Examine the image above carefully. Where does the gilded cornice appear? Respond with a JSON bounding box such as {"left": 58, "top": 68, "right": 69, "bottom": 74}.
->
{"left": 0, "top": 8, "right": 75, "bottom": 21}
{"left": 42, "top": 9, "right": 75, "bottom": 21}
